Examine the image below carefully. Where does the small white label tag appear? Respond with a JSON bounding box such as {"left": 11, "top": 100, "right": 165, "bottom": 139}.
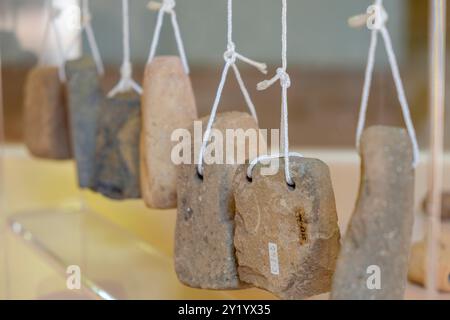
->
{"left": 268, "top": 242, "right": 280, "bottom": 275}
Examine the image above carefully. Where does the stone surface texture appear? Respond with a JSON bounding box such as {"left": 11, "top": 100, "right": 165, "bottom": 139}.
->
{"left": 175, "top": 111, "right": 262, "bottom": 290}
{"left": 65, "top": 57, "right": 102, "bottom": 188}
{"left": 140, "top": 56, "right": 197, "bottom": 209}
{"left": 234, "top": 157, "right": 341, "bottom": 300}
{"left": 91, "top": 91, "right": 141, "bottom": 200}
{"left": 331, "top": 125, "right": 415, "bottom": 300}
{"left": 24, "top": 66, "right": 71, "bottom": 159}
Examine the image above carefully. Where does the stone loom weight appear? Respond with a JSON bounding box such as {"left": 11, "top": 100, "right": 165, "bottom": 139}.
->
{"left": 140, "top": 56, "right": 197, "bottom": 209}
{"left": 233, "top": 157, "right": 341, "bottom": 299}
{"left": 91, "top": 91, "right": 141, "bottom": 200}
{"left": 175, "top": 112, "right": 264, "bottom": 290}
{"left": 65, "top": 57, "right": 102, "bottom": 188}
{"left": 24, "top": 66, "right": 72, "bottom": 159}
{"left": 331, "top": 126, "right": 415, "bottom": 300}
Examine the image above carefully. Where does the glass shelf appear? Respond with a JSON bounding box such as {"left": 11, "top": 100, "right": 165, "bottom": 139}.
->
{"left": 5, "top": 208, "right": 235, "bottom": 300}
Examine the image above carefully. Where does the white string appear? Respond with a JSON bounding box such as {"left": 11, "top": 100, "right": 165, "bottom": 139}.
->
{"left": 355, "top": 0, "right": 419, "bottom": 168}
{"left": 38, "top": 0, "right": 67, "bottom": 82}
{"left": 147, "top": 0, "right": 189, "bottom": 74}
{"left": 65, "top": 0, "right": 105, "bottom": 75}
{"left": 251, "top": 0, "right": 296, "bottom": 186}
{"left": 196, "top": 0, "right": 267, "bottom": 177}
{"left": 107, "top": 0, "right": 142, "bottom": 98}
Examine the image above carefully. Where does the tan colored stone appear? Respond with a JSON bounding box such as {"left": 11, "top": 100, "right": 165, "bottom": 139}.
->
{"left": 408, "top": 227, "right": 450, "bottom": 292}
{"left": 23, "top": 66, "right": 71, "bottom": 159}
{"left": 174, "top": 111, "right": 263, "bottom": 290}
{"left": 233, "top": 156, "right": 341, "bottom": 300}
{"left": 140, "top": 56, "right": 197, "bottom": 209}
{"left": 331, "top": 125, "right": 415, "bottom": 300}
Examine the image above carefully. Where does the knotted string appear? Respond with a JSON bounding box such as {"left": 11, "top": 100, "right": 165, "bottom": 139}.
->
{"left": 107, "top": 0, "right": 142, "bottom": 98}
{"left": 38, "top": 0, "right": 66, "bottom": 82}
{"left": 196, "top": 0, "right": 267, "bottom": 177}
{"left": 248, "top": 0, "right": 301, "bottom": 187}
{"left": 65, "top": 0, "right": 105, "bottom": 75}
{"left": 147, "top": 0, "right": 189, "bottom": 74}
{"left": 353, "top": 0, "right": 419, "bottom": 168}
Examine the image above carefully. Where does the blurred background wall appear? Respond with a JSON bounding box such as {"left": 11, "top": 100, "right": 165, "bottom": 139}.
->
{"left": 0, "top": 0, "right": 434, "bottom": 149}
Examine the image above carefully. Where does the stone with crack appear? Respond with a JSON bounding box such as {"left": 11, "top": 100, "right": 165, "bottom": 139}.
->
{"left": 331, "top": 125, "right": 415, "bottom": 300}
{"left": 233, "top": 156, "right": 341, "bottom": 300}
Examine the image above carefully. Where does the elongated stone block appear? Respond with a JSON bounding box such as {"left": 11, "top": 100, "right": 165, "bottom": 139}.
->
{"left": 234, "top": 157, "right": 341, "bottom": 300}
{"left": 91, "top": 91, "right": 141, "bottom": 200}
{"left": 331, "top": 125, "right": 415, "bottom": 300}
{"left": 175, "top": 111, "right": 262, "bottom": 290}
{"left": 141, "top": 56, "right": 197, "bottom": 209}
{"left": 65, "top": 57, "right": 102, "bottom": 188}
{"left": 23, "top": 66, "right": 71, "bottom": 159}
{"left": 408, "top": 230, "right": 450, "bottom": 292}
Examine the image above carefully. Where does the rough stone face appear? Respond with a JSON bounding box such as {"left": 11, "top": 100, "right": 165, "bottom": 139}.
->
{"left": 65, "top": 57, "right": 102, "bottom": 188}
{"left": 422, "top": 193, "right": 450, "bottom": 220}
{"left": 175, "top": 111, "right": 262, "bottom": 290}
{"left": 233, "top": 157, "right": 341, "bottom": 300}
{"left": 408, "top": 229, "right": 450, "bottom": 292}
{"left": 91, "top": 91, "right": 141, "bottom": 200}
{"left": 23, "top": 66, "right": 71, "bottom": 159}
{"left": 331, "top": 125, "right": 415, "bottom": 300}
{"left": 140, "top": 56, "right": 197, "bottom": 209}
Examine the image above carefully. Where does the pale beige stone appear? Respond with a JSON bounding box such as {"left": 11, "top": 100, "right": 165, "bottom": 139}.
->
{"left": 408, "top": 227, "right": 450, "bottom": 292}
{"left": 331, "top": 125, "right": 415, "bottom": 300}
{"left": 24, "top": 66, "right": 71, "bottom": 159}
{"left": 174, "top": 111, "right": 263, "bottom": 290}
{"left": 140, "top": 56, "right": 197, "bottom": 209}
{"left": 233, "top": 157, "right": 341, "bottom": 300}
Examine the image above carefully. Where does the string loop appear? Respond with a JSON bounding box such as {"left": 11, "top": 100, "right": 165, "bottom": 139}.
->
{"left": 252, "top": 0, "right": 297, "bottom": 186}
{"left": 196, "top": 0, "right": 267, "bottom": 177}
{"left": 107, "top": 0, "right": 142, "bottom": 98}
{"left": 354, "top": 0, "right": 419, "bottom": 168}
{"left": 147, "top": 0, "right": 189, "bottom": 74}
{"left": 39, "top": 0, "right": 67, "bottom": 82}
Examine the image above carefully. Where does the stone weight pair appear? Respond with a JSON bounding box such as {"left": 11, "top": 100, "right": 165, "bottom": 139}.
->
{"left": 175, "top": 111, "right": 341, "bottom": 299}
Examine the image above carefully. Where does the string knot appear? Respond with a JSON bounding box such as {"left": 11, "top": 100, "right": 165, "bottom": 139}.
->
{"left": 257, "top": 68, "right": 290, "bottom": 91}
{"left": 120, "top": 61, "right": 132, "bottom": 80}
{"left": 224, "top": 43, "right": 237, "bottom": 64}
{"left": 366, "top": 4, "right": 388, "bottom": 30}
{"left": 277, "top": 68, "right": 291, "bottom": 88}
{"left": 148, "top": 0, "right": 175, "bottom": 14}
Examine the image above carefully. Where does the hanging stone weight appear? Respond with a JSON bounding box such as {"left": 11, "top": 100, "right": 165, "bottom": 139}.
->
{"left": 141, "top": 56, "right": 197, "bottom": 209}
{"left": 233, "top": 157, "right": 341, "bottom": 299}
{"left": 24, "top": 66, "right": 72, "bottom": 159}
{"left": 175, "top": 111, "right": 263, "bottom": 290}
{"left": 331, "top": 126, "right": 415, "bottom": 300}
{"left": 91, "top": 91, "right": 141, "bottom": 200}
{"left": 65, "top": 57, "right": 102, "bottom": 188}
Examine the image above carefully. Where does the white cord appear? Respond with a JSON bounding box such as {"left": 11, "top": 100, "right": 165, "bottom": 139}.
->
{"left": 196, "top": 0, "right": 267, "bottom": 177}
{"left": 107, "top": 0, "right": 142, "bottom": 98}
{"left": 253, "top": 0, "right": 296, "bottom": 186}
{"left": 355, "top": 0, "right": 419, "bottom": 168}
{"left": 38, "top": 0, "right": 67, "bottom": 82}
{"left": 147, "top": 0, "right": 189, "bottom": 74}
